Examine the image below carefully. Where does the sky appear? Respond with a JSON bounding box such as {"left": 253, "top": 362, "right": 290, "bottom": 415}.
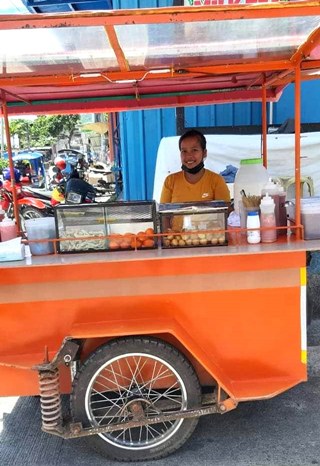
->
{"left": 0, "top": 0, "right": 29, "bottom": 14}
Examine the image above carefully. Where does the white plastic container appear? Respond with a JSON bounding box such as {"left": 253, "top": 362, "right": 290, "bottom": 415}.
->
{"left": 286, "top": 198, "right": 320, "bottom": 239}
{"left": 227, "top": 211, "right": 241, "bottom": 245}
{"left": 25, "top": 217, "right": 56, "bottom": 255}
{"left": 260, "top": 193, "right": 277, "bottom": 243}
{"left": 261, "top": 180, "right": 287, "bottom": 235}
{"left": 0, "top": 216, "right": 17, "bottom": 242}
{"left": 246, "top": 210, "right": 261, "bottom": 244}
{"left": 234, "top": 158, "right": 269, "bottom": 214}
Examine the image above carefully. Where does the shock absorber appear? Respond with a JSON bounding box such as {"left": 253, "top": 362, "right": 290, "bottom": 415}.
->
{"left": 38, "top": 368, "right": 64, "bottom": 433}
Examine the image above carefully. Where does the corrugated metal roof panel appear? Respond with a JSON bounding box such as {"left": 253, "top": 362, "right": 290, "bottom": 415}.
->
{"left": 22, "top": 0, "right": 112, "bottom": 13}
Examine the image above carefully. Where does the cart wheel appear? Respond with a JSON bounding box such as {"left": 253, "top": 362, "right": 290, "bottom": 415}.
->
{"left": 20, "top": 207, "right": 45, "bottom": 231}
{"left": 71, "top": 337, "right": 201, "bottom": 461}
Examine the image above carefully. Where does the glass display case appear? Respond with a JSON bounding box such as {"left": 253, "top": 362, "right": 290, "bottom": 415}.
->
{"left": 55, "top": 201, "right": 157, "bottom": 253}
{"left": 158, "top": 201, "right": 228, "bottom": 248}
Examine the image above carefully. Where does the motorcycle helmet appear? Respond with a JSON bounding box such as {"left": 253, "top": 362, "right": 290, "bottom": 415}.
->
{"left": 3, "top": 167, "right": 21, "bottom": 183}
{"left": 54, "top": 157, "right": 67, "bottom": 171}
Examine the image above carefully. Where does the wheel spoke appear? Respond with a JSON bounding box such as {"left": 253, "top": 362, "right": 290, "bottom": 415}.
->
{"left": 84, "top": 347, "right": 195, "bottom": 451}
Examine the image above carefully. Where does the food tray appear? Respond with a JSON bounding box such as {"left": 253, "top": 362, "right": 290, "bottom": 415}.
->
{"left": 55, "top": 201, "right": 157, "bottom": 253}
{"left": 158, "top": 201, "right": 228, "bottom": 249}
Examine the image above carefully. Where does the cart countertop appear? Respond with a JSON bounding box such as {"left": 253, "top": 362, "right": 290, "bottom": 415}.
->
{"left": 1, "top": 238, "right": 319, "bottom": 269}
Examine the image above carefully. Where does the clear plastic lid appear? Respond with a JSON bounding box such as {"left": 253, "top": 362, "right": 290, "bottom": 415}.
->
{"left": 262, "top": 179, "right": 278, "bottom": 192}
{"left": 260, "top": 193, "right": 275, "bottom": 206}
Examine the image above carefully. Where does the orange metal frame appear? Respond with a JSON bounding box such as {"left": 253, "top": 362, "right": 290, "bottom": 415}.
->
{"left": 0, "top": 2, "right": 311, "bottom": 400}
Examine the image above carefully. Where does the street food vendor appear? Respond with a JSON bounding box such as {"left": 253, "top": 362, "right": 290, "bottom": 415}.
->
{"left": 160, "top": 129, "right": 231, "bottom": 203}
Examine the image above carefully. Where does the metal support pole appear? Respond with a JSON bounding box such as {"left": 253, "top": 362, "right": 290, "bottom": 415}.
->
{"left": 107, "top": 113, "right": 115, "bottom": 164}
{"left": 294, "top": 66, "right": 301, "bottom": 240}
{"left": 1, "top": 90, "right": 21, "bottom": 233}
{"left": 262, "top": 79, "right": 267, "bottom": 168}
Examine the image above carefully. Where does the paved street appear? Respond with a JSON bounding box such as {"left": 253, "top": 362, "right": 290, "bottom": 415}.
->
{"left": 1, "top": 320, "right": 320, "bottom": 466}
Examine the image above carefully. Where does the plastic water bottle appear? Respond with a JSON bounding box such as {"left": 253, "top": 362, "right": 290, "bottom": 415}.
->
{"left": 246, "top": 210, "right": 261, "bottom": 244}
{"left": 234, "top": 158, "right": 269, "bottom": 214}
{"left": 260, "top": 193, "right": 277, "bottom": 243}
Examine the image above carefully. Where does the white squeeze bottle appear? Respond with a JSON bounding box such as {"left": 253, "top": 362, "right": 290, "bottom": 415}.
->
{"left": 0, "top": 215, "right": 18, "bottom": 242}
{"left": 246, "top": 210, "right": 261, "bottom": 244}
{"left": 260, "top": 193, "right": 277, "bottom": 243}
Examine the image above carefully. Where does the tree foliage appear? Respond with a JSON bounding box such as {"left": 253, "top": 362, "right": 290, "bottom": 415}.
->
{"left": 0, "top": 157, "right": 9, "bottom": 173}
{"left": 9, "top": 114, "right": 81, "bottom": 149}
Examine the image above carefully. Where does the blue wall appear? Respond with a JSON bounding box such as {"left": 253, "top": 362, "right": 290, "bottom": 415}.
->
{"left": 113, "top": 0, "right": 173, "bottom": 8}
{"left": 184, "top": 102, "right": 262, "bottom": 127}
{"left": 120, "top": 80, "right": 320, "bottom": 200}
{"left": 120, "top": 108, "right": 176, "bottom": 200}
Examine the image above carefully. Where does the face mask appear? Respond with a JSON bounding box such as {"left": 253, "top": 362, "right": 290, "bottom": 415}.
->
{"left": 181, "top": 161, "right": 204, "bottom": 175}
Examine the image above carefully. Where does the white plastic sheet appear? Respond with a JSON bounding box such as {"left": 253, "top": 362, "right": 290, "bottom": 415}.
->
{"left": 153, "top": 132, "right": 320, "bottom": 202}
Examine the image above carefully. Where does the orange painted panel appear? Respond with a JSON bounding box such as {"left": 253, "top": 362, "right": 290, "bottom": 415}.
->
{"left": 0, "top": 251, "right": 306, "bottom": 399}
{"left": 0, "top": 251, "right": 305, "bottom": 285}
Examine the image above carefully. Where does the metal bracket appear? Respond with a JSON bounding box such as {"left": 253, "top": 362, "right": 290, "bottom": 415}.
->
{"left": 43, "top": 398, "right": 238, "bottom": 439}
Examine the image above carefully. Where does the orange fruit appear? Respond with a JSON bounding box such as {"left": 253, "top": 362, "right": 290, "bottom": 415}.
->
{"left": 142, "top": 239, "right": 155, "bottom": 248}
{"left": 145, "top": 227, "right": 154, "bottom": 238}
{"left": 109, "top": 240, "right": 119, "bottom": 250}
{"left": 124, "top": 232, "right": 135, "bottom": 239}
{"left": 137, "top": 231, "right": 147, "bottom": 242}
{"left": 130, "top": 239, "right": 142, "bottom": 249}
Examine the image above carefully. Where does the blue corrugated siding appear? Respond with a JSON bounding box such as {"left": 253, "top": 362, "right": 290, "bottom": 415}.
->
{"left": 185, "top": 102, "right": 262, "bottom": 127}
{"left": 185, "top": 81, "right": 320, "bottom": 128}
{"left": 120, "top": 80, "right": 320, "bottom": 200}
{"left": 24, "top": 0, "right": 171, "bottom": 12}
{"left": 273, "top": 81, "right": 320, "bottom": 124}
{"left": 23, "top": 0, "right": 112, "bottom": 13}
{"left": 113, "top": 0, "right": 173, "bottom": 8}
{"left": 120, "top": 108, "right": 176, "bottom": 200}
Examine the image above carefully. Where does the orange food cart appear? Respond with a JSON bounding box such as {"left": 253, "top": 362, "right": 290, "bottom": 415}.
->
{"left": 0, "top": 2, "right": 319, "bottom": 461}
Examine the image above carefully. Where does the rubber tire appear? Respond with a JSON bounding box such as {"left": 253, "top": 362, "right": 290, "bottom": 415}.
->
{"left": 20, "top": 206, "right": 45, "bottom": 231}
{"left": 71, "top": 337, "right": 201, "bottom": 462}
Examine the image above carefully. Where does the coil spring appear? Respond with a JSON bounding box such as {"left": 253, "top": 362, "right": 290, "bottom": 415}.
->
{"left": 39, "top": 368, "right": 63, "bottom": 431}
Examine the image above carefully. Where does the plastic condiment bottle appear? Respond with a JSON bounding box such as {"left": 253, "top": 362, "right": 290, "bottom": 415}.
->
{"left": 261, "top": 179, "right": 287, "bottom": 235}
{"left": 277, "top": 186, "right": 287, "bottom": 236}
{"left": 233, "top": 158, "right": 269, "bottom": 214}
{"left": 246, "top": 210, "right": 261, "bottom": 244}
{"left": 260, "top": 193, "right": 277, "bottom": 243}
{"left": 227, "top": 211, "right": 241, "bottom": 245}
{"left": 0, "top": 215, "right": 18, "bottom": 242}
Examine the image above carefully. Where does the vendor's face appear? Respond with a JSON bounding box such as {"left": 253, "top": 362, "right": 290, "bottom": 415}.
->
{"left": 180, "top": 136, "right": 207, "bottom": 169}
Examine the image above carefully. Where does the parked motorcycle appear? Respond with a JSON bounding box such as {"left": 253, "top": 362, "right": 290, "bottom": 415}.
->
{"left": 0, "top": 177, "right": 54, "bottom": 229}
{"left": 51, "top": 170, "right": 96, "bottom": 206}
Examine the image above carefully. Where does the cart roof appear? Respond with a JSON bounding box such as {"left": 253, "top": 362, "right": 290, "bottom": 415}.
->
{"left": 1, "top": 1, "right": 320, "bottom": 116}
{"left": 3, "top": 151, "right": 44, "bottom": 161}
